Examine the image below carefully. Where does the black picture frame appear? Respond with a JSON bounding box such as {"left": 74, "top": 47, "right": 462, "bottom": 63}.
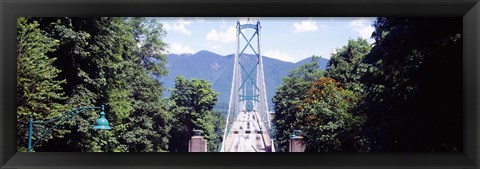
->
{"left": 1, "top": 0, "right": 479, "bottom": 168}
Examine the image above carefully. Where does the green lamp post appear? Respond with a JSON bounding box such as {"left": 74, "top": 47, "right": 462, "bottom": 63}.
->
{"left": 27, "top": 105, "right": 111, "bottom": 152}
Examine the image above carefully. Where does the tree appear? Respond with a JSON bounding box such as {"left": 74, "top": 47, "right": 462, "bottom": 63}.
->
{"left": 296, "top": 77, "right": 366, "bottom": 152}
{"left": 272, "top": 56, "right": 323, "bottom": 152}
{"left": 127, "top": 17, "right": 168, "bottom": 77}
{"left": 16, "top": 17, "right": 67, "bottom": 152}
{"left": 168, "top": 76, "right": 224, "bottom": 152}
{"left": 307, "top": 37, "right": 371, "bottom": 152}
{"left": 120, "top": 17, "right": 172, "bottom": 152}
{"left": 325, "top": 37, "right": 371, "bottom": 94}
{"left": 22, "top": 17, "right": 172, "bottom": 152}
{"left": 359, "top": 17, "right": 463, "bottom": 151}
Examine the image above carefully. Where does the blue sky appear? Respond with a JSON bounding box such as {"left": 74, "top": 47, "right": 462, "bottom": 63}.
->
{"left": 154, "top": 17, "right": 376, "bottom": 63}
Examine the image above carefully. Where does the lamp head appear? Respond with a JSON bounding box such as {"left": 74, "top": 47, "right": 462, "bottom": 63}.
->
{"left": 291, "top": 130, "right": 302, "bottom": 138}
{"left": 93, "top": 110, "right": 111, "bottom": 130}
{"left": 193, "top": 129, "right": 202, "bottom": 136}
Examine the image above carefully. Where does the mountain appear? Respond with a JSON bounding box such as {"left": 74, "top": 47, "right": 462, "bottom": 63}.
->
{"left": 294, "top": 56, "right": 329, "bottom": 68}
{"left": 158, "top": 50, "right": 329, "bottom": 114}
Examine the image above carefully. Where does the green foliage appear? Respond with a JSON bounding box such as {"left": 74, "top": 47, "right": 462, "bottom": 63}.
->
{"left": 120, "top": 17, "right": 171, "bottom": 152}
{"left": 126, "top": 17, "right": 168, "bottom": 77}
{"left": 325, "top": 38, "right": 371, "bottom": 93}
{"left": 359, "top": 17, "right": 463, "bottom": 151}
{"left": 59, "top": 17, "right": 137, "bottom": 152}
{"left": 273, "top": 18, "right": 461, "bottom": 152}
{"left": 272, "top": 56, "right": 323, "bottom": 152}
{"left": 294, "top": 38, "right": 372, "bottom": 152}
{"left": 296, "top": 77, "right": 366, "bottom": 152}
{"left": 16, "top": 17, "right": 67, "bottom": 152}
{"left": 168, "top": 76, "right": 224, "bottom": 152}
{"left": 17, "top": 17, "right": 172, "bottom": 152}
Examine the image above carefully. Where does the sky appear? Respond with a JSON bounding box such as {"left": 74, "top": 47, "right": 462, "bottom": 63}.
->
{"left": 154, "top": 17, "right": 376, "bottom": 63}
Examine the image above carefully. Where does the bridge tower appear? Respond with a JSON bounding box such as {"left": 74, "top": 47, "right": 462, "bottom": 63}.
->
{"left": 220, "top": 20, "right": 273, "bottom": 152}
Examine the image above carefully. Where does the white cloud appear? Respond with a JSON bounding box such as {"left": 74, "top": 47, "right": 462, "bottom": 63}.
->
{"left": 349, "top": 18, "right": 375, "bottom": 39}
{"left": 264, "top": 50, "right": 295, "bottom": 63}
{"left": 206, "top": 26, "right": 236, "bottom": 43}
{"left": 177, "top": 18, "right": 192, "bottom": 25}
{"left": 168, "top": 42, "right": 194, "bottom": 54}
{"left": 293, "top": 19, "right": 324, "bottom": 33}
{"left": 221, "top": 19, "right": 227, "bottom": 28}
{"left": 194, "top": 17, "right": 205, "bottom": 22}
{"left": 162, "top": 18, "right": 193, "bottom": 36}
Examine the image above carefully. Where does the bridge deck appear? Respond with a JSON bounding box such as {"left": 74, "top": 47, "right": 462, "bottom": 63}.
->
{"left": 223, "top": 110, "right": 272, "bottom": 152}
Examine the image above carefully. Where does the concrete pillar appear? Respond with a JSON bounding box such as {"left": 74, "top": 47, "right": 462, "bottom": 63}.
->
{"left": 188, "top": 130, "right": 207, "bottom": 152}
{"left": 289, "top": 136, "right": 306, "bottom": 152}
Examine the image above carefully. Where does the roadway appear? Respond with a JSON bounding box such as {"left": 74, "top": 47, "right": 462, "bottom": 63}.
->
{"left": 223, "top": 110, "right": 271, "bottom": 152}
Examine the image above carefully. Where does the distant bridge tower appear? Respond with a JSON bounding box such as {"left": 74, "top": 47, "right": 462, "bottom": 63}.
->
{"left": 220, "top": 20, "right": 273, "bottom": 152}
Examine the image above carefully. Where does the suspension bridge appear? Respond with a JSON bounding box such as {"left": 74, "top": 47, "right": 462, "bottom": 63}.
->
{"left": 219, "top": 20, "right": 275, "bottom": 152}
